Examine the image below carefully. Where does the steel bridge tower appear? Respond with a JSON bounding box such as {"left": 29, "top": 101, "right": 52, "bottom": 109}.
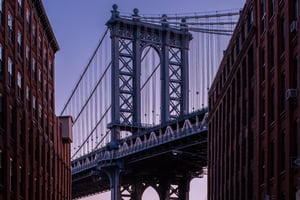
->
{"left": 105, "top": 4, "right": 193, "bottom": 200}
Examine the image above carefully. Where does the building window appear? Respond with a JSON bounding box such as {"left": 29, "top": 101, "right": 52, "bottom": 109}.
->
{"left": 293, "top": 121, "right": 298, "bottom": 157}
{"left": 231, "top": 48, "right": 235, "bottom": 65}
{"left": 38, "top": 37, "right": 42, "bottom": 58}
{"left": 38, "top": 69, "right": 42, "bottom": 89}
{"left": 261, "top": 97, "right": 265, "bottom": 131}
{"left": 269, "top": 0, "right": 274, "bottom": 18}
{"left": 242, "top": 59, "right": 246, "bottom": 88}
{"left": 0, "top": 43, "right": 2, "bottom": 73}
{"left": 280, "top": 192, "right": 286, "bottom": 200}
{"left": 261, "top": 48, "right": 265, "bottom": 82}
{"left": 261, "top": 0, "right": 266, "bottom": 33}
{"left": 19, "top": 117, "right": 24, "bottom": 148}
{"left": 33, "top": 96, "right": 37, "bottom": 119}
{"left": 280, "top": 17, "right": 285, "bottom": 54}
{"left": 293, "top": 56, "right": 298, "bottom": 88}
{"left": 26, "top": 46, "right": 30, "bottom": 72}
{"left": 247, "top": 7, "right": 254, "bottom": 31}
{"left": 26, "top": 86, "right": 30, "bottom": 111}
{"left": 9, "top": 106, "right": 14, "bottom": 137}
{"left": 8, "top": 58, "right": 13, "bottom": 87}
{"left": 235, "top": 37, "right": 240, "bottom": 56}
{"left": 0, "top": 150, "right": 3, "bottom": 185}
{"left": 44, "top": 80, "right": 47, "bottom": 98}
{"left": 0, "top": 0, "right": 3, "bottom": 26}
{"left": 270, "top": 33, "right": 274, "bottom": 68}
{"left": 45, "top": 116, "right": 48, "bottom": 133}
{"left": 19, "top": 166, "right": 24, "bottom": 197}
{"left": 49, "top": 61, "right": 53, "bottom": 75}
{"left": 260, "top": 149, "right": 265, "bottom": 183}
{"left": 0, "top": 93, "right": 3, "bottom": 128}
{"left": 293, "top": 0, "right": 298, "bottom": 20}
{"left": 35, "top": 136, "right": 39, "bottom": 161}
{"left": 17, "top": 31, "right": 23, "bottom": 57}
{"left": 249, "top": 131, "right": 254, "bottom": 160}
{"left": 249, "top": 89, "right": 254, "bottom": 118}
{"left": 270, "top": 140, "right": 275, "bottom": 177}
{"left": 10, "top": 158, "right": 14, "bottom": 191}
{"left": 280, "top": 73, "right": 285, "bottom": 111}
{"left": 8, "top": 13, "right": 13, "bottom": 42}
{"left": 50, "top": 124, "right": 53, "bottom": 141}
{"left": 18, "top": 0, "right": 23, "bottom": 16}
{"left": 49, "top": 90, "right": 54, "bottom": 109}
{"left": 17, "top": 72, "right": 22, "bottom": 99}
{"left": 32, "top": 25, "right": 36, "bottom": 45}
{"left": 44, "top": 49, "right": 47, "bottom": 67}
{"left": 26, "top": 9, "right": 30, "bottom": 33}
{"left": 270, "top": 86, "right": 275, "bottom": 122}
{"left": 248, "top": 46, "right": 254, "bottom": 77}
{"left": 280, "top": 130, "right": 286, "bottom": 171}
{"left": 39, "top": 104, "right": 42, "bottom": 126}
{"left": 241, "top": 24, "right": 245, "bottom": 43}
{"left": 32, "top": 58, "right": 36, "bottom": 82}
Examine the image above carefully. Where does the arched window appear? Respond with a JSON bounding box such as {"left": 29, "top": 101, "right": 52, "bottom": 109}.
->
{"left": 17, "top": 30, "right": 23, "bottom": 57}
{"left": 190, "top": 177, "right": 207, "bottom": 200}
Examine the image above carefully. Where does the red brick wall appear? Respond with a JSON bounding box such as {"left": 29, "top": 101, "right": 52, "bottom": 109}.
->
{"left": 208, "top": 0, "right": 300, "bottom": 199}
{"left": 0, "top": 1, "right": 71, "bottom": 199}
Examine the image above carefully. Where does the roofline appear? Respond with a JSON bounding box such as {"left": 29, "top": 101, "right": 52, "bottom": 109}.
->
{"left": 31, "top": 0, "right": 60, "bottom": 53}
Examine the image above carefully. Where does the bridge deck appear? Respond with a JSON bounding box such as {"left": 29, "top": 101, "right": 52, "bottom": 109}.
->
{"left": 72, "top": 109, "right": 208, "bottom": 198}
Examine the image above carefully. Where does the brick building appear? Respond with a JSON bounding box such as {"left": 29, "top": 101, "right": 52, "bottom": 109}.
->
{"left": 208, "top": 0, "right": 300, "bottom": 199}
{"left": 0, "top": 0, "right": 72, "bottom": 199}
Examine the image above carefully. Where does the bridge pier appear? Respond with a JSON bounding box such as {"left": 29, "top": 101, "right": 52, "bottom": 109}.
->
{"left": 178, "top": 176, "right": 191, "bottom": 200}
{"left": 111, "top": 168, "right": 121, "bottom": 200}
{"left": 103, "top": 166, "right": 121, "bottom": 200}
{"left": 104, "top": 169, "right": 192, "bottom": 200}
{"left": 120, "top": 178, "right": 143, "bottom": 200}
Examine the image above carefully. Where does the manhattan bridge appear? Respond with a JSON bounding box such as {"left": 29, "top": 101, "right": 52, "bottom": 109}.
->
{"left": 61, "top": 5, "right": 240, "bottom": 200}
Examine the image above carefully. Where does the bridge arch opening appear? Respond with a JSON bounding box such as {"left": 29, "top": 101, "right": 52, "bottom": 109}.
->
{"left": 189, "top": 176, "right": 207, "bottom": 199}
{"left": 142, "top": 186, "right": 160, "bottom": 200}
{"left": 140, "top": 45, "right": 161, "bottom": 126}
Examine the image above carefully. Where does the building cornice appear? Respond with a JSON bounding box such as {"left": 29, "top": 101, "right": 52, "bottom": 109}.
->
{"left": 31, "top": 0, "right": 60, "bottom": 53}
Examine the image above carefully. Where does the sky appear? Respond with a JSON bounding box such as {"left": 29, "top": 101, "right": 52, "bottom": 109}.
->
{"left": 42, "top": 0, "right": 245, "bottom": 199}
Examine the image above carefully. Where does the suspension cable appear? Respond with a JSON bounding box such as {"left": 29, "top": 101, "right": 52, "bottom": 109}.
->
{"left": 60, "top": 28, "right": 109, "bottom": 116}
{"left": 72, "top": 105, "right": 112, "bottom": 159}
{"left": 72, "top": 62, "right": 111, "bottom": 124}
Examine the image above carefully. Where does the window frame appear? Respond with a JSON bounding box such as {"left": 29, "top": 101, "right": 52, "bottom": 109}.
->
{"left": 8, "top": 13, "right": 13, "bottom": 42}
{"left": 8, "top": 57, "right": 13, "bottom": 87}
{"left": 17, "top": 72, "right": 22, "bottom": 99}
{"left": 17, "top": 30, "right": 23, "bottom": 57}
{"left": 18, "top": 0, "right": 23, "bottom": 16}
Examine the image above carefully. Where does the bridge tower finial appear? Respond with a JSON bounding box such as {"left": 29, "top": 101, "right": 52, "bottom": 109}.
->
{"left": 111, "top": 4, "right": 119, "bottom": 19}
{"left": 180, "top": 18, "right": 188, "bottom": 31}
{"left": 161, "top": 14, "right": 169, "bottom": 28}
{"left": 132, "top": 8, "right": 140, "bottom": 21}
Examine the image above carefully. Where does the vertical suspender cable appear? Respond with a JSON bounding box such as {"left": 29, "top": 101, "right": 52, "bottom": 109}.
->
{"left": 201, "top": 31, "right": 205, "bottom": 107}
{"left": 196, "top": 14, "right": 200, "bottom": 109}
{"left": 207, "top": 17, "right": 211, "bottom": 93}
{"left": 60, "top": 28, "right": 109, "bottom": 116}
{"left": 152, "top": 47, "right": 156, "bottom": 124}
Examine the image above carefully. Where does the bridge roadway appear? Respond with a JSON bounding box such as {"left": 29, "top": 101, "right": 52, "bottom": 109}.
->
{"left": 71, "top": 108, "right": 208, "bottom": 199}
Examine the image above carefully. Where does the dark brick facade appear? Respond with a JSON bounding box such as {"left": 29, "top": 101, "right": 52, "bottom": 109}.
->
{"left": 0, "top": 0, "right": 72, "bottom": 199}
{"left": 208, "top": 0, "right": 300, "bottom": 199}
